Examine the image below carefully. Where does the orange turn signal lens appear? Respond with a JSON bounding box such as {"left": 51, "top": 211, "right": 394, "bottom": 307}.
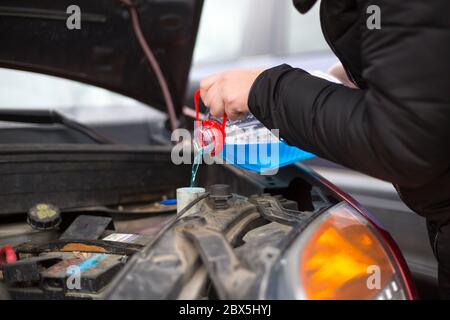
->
{"left": 298, "top": 204, "right": 400, "bottom": 300}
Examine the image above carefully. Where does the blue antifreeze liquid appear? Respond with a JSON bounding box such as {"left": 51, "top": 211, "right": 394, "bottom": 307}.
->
{"left": 190, "top": 151, "right": 203, "bottom": 188}
{"left": 221, "top": 141, "right": 315, "bottom": 173}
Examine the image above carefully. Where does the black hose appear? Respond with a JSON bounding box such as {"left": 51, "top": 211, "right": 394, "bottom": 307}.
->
{"left": 57, "top": 113, "right": 114, "bottom": 144}
{"left": 140, "top": 192, "right": 210, "bottom": 255}
{"left": 121, "top": 0, "right": 178, "bottom": 133}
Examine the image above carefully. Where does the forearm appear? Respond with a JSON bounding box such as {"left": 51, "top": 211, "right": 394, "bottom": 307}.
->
{"left": 248, "top": 64, "right": 367, "bottom": 163}
{"left": 248, "top": 64, "right": 450, "bottom": 187}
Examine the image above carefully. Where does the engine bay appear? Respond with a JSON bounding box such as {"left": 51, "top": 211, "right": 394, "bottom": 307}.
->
{"left": 0, "top": 182, "right": 333, "bottom": 300}
{"left": 0, "top": 146, "right": 338, "bottom": 299}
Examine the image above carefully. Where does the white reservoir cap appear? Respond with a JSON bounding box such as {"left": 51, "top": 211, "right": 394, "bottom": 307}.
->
{"left": 176, "top": 187, "right": 206, "bottom": 216}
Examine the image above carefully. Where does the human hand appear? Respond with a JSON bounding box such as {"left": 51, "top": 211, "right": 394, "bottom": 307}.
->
{"left": 200, "top": 69, "right": 264, "bottom": 120}
{"left": 327, "top": 63, "right": 358, "bottom": 89}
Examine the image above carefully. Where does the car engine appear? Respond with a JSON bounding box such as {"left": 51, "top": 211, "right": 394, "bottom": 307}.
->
{"left": 0, "top": 183, "right": 331, "bottom": 300}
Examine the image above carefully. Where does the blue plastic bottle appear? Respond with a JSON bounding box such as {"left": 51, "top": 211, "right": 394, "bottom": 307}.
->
{"left": 220, "top": 114, "right": 315, "bottom": 173}
{"left": 192, "top": 89, "right": 315, "bottom": 175}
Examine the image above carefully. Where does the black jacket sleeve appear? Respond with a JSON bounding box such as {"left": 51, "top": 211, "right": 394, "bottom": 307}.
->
{"left": 248, "top": 1, "right": 450, "bottom": 188}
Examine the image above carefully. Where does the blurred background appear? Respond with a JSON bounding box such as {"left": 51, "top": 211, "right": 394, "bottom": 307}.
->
{"left": 0, "top": 0, "right": 437, "bottom": 297}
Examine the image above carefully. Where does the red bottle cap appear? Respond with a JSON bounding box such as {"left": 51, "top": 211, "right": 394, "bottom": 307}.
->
{"left": 194, "top": 90, "right": 227, "bottom": 156}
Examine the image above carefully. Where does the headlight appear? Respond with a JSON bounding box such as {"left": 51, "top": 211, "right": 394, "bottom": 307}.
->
{"left": 267, "top": 202, "right": 415, "bottom": 300}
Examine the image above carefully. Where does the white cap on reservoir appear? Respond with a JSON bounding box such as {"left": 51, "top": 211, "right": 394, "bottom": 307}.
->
{"left": 176, "top": 187, "right": 206, "bottom": 216}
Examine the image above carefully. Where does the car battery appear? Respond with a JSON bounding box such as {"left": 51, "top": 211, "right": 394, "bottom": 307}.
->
{"left": 41, "top": 252, "right": 125, "bottom": 293}
{"left": 7, "top": 251, "right": 126, "bottom": 299}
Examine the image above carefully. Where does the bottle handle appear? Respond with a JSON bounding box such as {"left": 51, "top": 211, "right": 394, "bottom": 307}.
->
{"left": 194, "top": 89, "right": 227, "bottom": 135}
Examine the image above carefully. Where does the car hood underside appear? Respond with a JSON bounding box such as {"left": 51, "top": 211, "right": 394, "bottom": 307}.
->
{"left": 0, "top": 0, "right": 203, "bottom": 114}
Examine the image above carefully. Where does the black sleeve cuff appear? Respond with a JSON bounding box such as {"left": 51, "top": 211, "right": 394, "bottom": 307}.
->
{"left": 247, "top": 64, "right": 309, "bottom": 130}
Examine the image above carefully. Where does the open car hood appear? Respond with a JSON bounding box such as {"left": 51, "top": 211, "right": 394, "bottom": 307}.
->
{"left": 0, "top": 0, "right": 203, "bottom": 114}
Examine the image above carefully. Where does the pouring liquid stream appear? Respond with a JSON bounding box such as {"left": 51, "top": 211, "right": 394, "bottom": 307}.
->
{"left": 190, "top": 148, "right": 204, "bottom": 187}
